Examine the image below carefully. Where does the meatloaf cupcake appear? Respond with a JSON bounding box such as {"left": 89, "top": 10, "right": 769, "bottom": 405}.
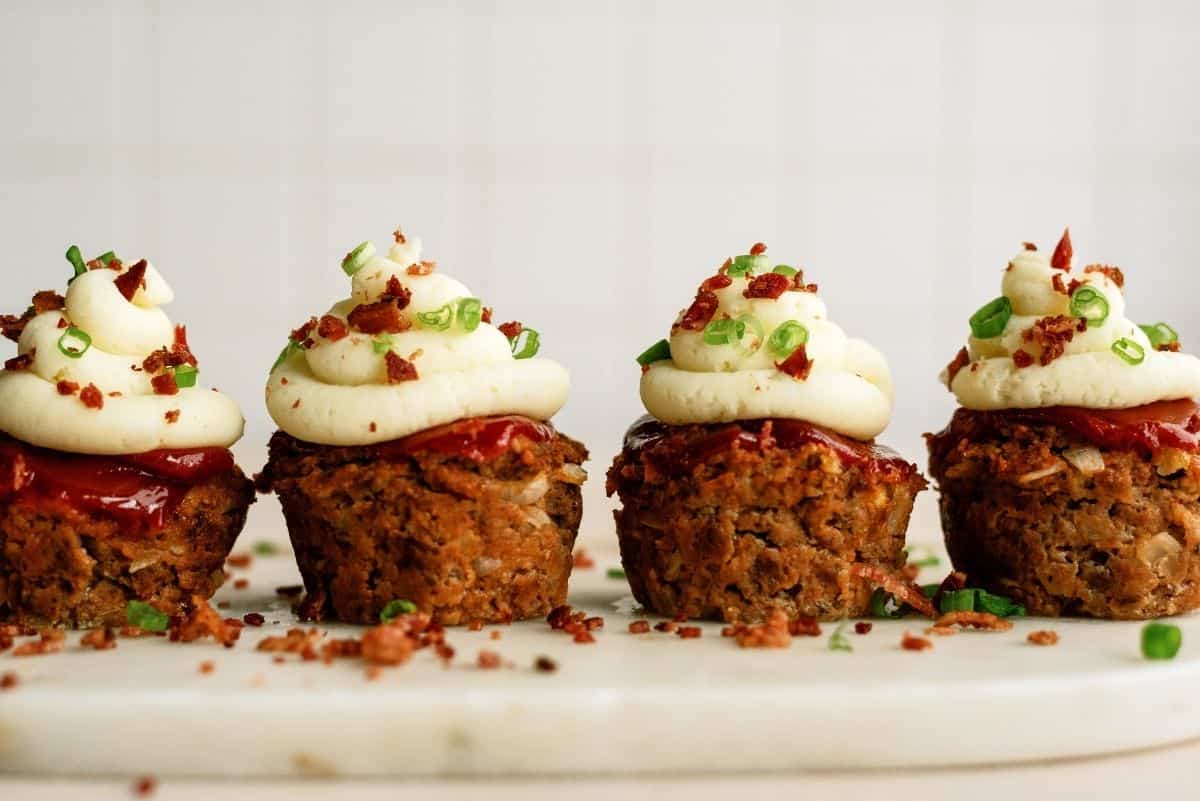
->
{"left": 0, "top": 247, "right": 252, "bottom": 628}
{"left": 928, "top": 230, "right": 1200, "bottom": 619}
{"left": 607, "top": 243, "right": 925, "bottom": 622}
{"left": 259, "top": 228, "right": 586, "bottom": 625}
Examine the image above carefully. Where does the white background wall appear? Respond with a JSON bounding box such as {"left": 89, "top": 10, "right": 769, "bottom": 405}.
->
{"left": 2, "top": 0, "right": 1199, "bottom": 479}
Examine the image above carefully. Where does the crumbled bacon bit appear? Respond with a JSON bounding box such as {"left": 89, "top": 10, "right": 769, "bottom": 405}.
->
{"left": 654, "top": 621, "right": 677, "bottom": 634}
{"left": 233, "top": 578, "right": 249, "bottom": 590}
{"left": 676, "top": 290, "right": 720, "bottom": 332}
{"left": 849, "top": 563, "right": 937, "bottom": 619}
{"left": 347, "top": 300, "right": 410, "bottom": 335}
{"left": 0, "top": 315, "right": 26, "bottom": 343}
{"left": 534, "top": 656, "right": 558, "bottom": 673}
{"left": 730, "top": 610, "right": 792, "bottom": 649}
{"left": 571, "top": 549, "right": 595, "bottom": 569}
{"left": 57, "top": 318, "right": 68, "bottom": 328}
{"left": 80, "top": 627, "right": 117, "bottom": 651}
{"left": 317, "top": 314, "right": 349, "bottom": 342}
{"left": 1157, "top": 340, "right": 1182, "bottom": 353}
{"left": 700, "top": 274, "right": 733, "bottom": 293}
{"left": 677, "top": 626, "right": 701, "bottom": 639}
{"left": 468, "top": 620, "right": 484, "bottom": 632}
{"left": 114, "top": 259, "right": 148, "bottom": 301}
{"left": 791, "top": 273, "right": 818, "bottom": 293}
{"left": 0, "top": 672, "right": 17, "bottom": 690}
{"left": 945, "top": 347, "right": 970, "bottom": 385}
{"left": 1050, "top": 228, "right": 1072, "bottom": 270}
{"left": 477, "top": 650, "right": 502, "bottom": 669}
{"left": 292, "top": 399, "right": 301, "bottom": 409}
{"left": 1027, "top": 630, "right": 1059, "bottom": 646}
{"left": 4, "top": 353, "right": 33, "bottom": 371}
{"left": 407, "top": 260, "right": 436, "bottom": 276}
{"left": 381, "top": 276, "right": 412, "bottom": 308}
{"left": 258, "top": 627, "right": 323, "bottom": 658}
{"left": 490, "top": 630, "right": 502, "bottom": 641}
{"left": 384, "top": 351, "right": 419, "bottom": 383}
{"left": 56, "top": 379, "right": 79, "bottom": 395}
{"left": 369, "top": 422, "right": 377, "bottom": 433}
{"left": 788, "top": 616, "right": 822, "bottom": 637}
{"left": 12, "top": 630, "right": 65, "bottom": 657}
{"left": 290, "top": 317, "right": 318, "bottom": 347}
{"left": 79, "top": 383, "right": 104, "bottom": 409}
{"left": 932, "top": 611, "right": 1013, "bottom": 632}
{"left": 1051, "top": 273, "right": 1068, "bottom": 296}
{"left": 1084, "top": 264, "right": 1125, "bottom": 288}
{"left": 573, "top": 630, "right": 595, "bottom": 644}
{"left": 132, "top": 776, "right": 157, "bottom": 798}
{"left": 169, "top": 596, "right": 240, "bottom": 648}
{"left": 32, "top": 290, "right": 65, "bottom": 314}
{"left": 2, "top": 292, "right": 64, "bottom": 342}
{"left": 392, "top": 228, "right": 406, "bottom": 244}
{"left": 198, "top": 660, "right": 216, "bottom": 675}
{"left": 498, "top": 321, "right": 523, "bottom": 340}
{"left": 854, "top": 622, "right": 873, "bottom": 635}
{"left": 775, "top": 344, "right": 813, "bottom": 381}
{"left": 901, "top": 632, "right": 933, "bottom": 651}
{"left": 1022, "top": 314, "right": 1086, "bottom": 366}
{"left": 1022, "top": 242, "right": 1037, "bottom": 251}
{"left": 1012, "top": 350, "right": 1034, "bottom": 368}
{"left": 164, "top": 409, "right": 180, "bottom": 424}
{"left": 749, "top": 242, "right": 767, "bottom": 256}
{"left": 227, "top": 553, "right": 252, "bottom": 569}
{"left": 361, "top": 615, "right": 434, "bottom": 666}
{"left": 744, "top": 272, "right": 790, "bottom": 300}
{"left": 481, "top": 307, "right": 493, "bottom": 324}
{"left": 628, "top": 620, "right": 650, "bottom": 634}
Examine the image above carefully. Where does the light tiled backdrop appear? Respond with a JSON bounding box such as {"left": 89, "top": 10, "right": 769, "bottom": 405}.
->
{"left": 2, "top": 0, "right": 1198, "bottom": 501}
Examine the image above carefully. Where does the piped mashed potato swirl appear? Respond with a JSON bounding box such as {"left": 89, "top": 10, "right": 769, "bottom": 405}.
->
{"left": 945, "top": 231, "right": 1200, "bottom": 410}
{"left": 639, "top": 246, "right": 894, "bottom": 441}
{"left": 0, "top": 258, "right": 244, "bottom": 455}
{"left": 266, "top": 232, "right": 569, "bottom": 446}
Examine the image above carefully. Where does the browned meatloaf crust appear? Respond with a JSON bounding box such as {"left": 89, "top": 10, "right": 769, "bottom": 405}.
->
{"left": 258, "top": 419, "right": 588, "bottom": 626}
{"left": 606, "top": 416, "right": 926, "bottom": 623}
{"left": 0, "top": 468, "right": 254, "bottom": 628}
{"left": 927, "top": 406, "right": 1200, "bottom": 619}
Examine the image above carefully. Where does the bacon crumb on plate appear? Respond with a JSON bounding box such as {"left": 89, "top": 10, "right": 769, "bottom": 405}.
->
{"left": 854, "top": 622, "right": 873, "bottom": 635}
{"left": 477, "top": 650, "right": 502, "bottom": 669}
{"left": 571, "top": 549, "right": 595, "bottom": 569}
{"left": 629, "top": 620, "right": 650, "bottom": 634}
{"left": 243, "top": 612, "right": 265, "bottom": 627}
{"left": 132, "top": 776, "right": 158, "bottom": 798}
{"left": 534, "top": 656, "right": 557, "bottom": 673}
{"left": 198, "top": 660, "right": 216, "bottom": 675}
{"left": 933, "top": 611, "right": 1013, "bottom": 632}
{"left": 1028, "top": 629, "right": 1060, "bottom": 646}
{"left": 227, "top": 553, "right": 253, "bottom": 569}
{"left": 81, "top": 627, "right": 117, "bottom": 651}
{"left": 901, "top": 632, "right": 933, "bottom": 651}
{"left": 677, "top": 626, "right": 701, "bottom": 639}
{"left": 0, "top": 672, "right": 18, "bottom": 690}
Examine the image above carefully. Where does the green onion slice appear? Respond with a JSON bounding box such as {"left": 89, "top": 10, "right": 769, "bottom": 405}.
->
{"left": 938, "top": 588, "right": 1026, "bottom": 617}
{"left": 728, "top": 253, "right": 770, "bottom": 278}
{"left": 737, "top": 314, "right": 764, "bottom": 350}
{"left": 828, "top": 620, "right": 853, "bottom": 653}
{"left": 96, "top": 250, "right": 117, "bottom": 266}
{"left": 703, "top": 318, "right": 740, "bottom": 346}
{"left": 1111, "top": 337, "right": 1145, "bottom": 366}
{"left": 372, "top": 334, "right": 395, "bottom": 354}
{"left": 57, "top": 326, "right": 92, "bottom": 359}
{"left": 772, "top": 264, "right": 797, "bottom": 277}
{"left": 969, "top": 296, "right": 1013, "bottom": 339}
{"left": 903, "top": 544, "right": 940, "bottom": 569}
{"left": 456, "top": 297, "right": 483, "bottom": 332}
{"left": 767, "top": 320, "right": 809, "bottom": 358}
{"left": 65, "top": 245, "right": 86, "bottom": 280}
{"left": 271, "top": 339, "right": 300, "bottom": 371}
{"left": 870, "top": 588, "right": 904, "bottom": 619}
{"left": 511, "top": 328, "right": 541, "bottom": 359}
{"left": 380, "top": 599, "right": 417, "bottom": 622}
{"left": 1139, "top": 322, "right": 1179, "bottom": 350}
{"left": 417, "top": 304, "right": 453, "bottom": 331}
{"left": 252, "top": 541, "right": 280, "bottom": 556}
{"left": 606, "top": 567, "right": 626, "bottom": 580}
{"left": 172, "top": 364, "right": 198, "bottom": 389}
{"left": 636, "top": 339, "right": 671, "bottom": 366}
{"left": 1069, "top": 286, "right": 1110, "bottom": 328}
{"left": 126, "top": 600, "right": 169, "bottom": 632}
{"left": 1142, "top": 621, "right": 1182, "bottom": 660}
{"left": 341, "top": 241, "right": 375, "bottom": 276}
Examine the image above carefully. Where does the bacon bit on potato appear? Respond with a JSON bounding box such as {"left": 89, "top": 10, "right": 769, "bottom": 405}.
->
{"left": 749, "top": 242, "right": 767, "bottom": 256}
{"left": 775, "top": 344, "right": 813, "bottom": 381}
{"left": 676, "top": 290, "right": 720, "bottom": 331}
{"left": 945, "top": 347, "right": 970, "bottom": 385}
{"left": 79, "top": 383, "right": 105, "bottom": 409}
{"left": 1050, "top": 228, "right": 1072, "bottom": 270}
{"left": 114, "top": 260, "right": 148, "bottom": 301}
{"left": 1012, "top": 349, "right": 1035, "bottom": 368}
{"left": 498, "top": 321, "right": 523, "bottom": 340}
{"left": 1084, "top": 264, "right": 1125, "bottom": 288}
{"left": 743, "top": 272, "right": 790, "bottom": 300}
{"left": 347, "top": 300, "right": 411, "bottom": 335}
{"left": 317, "top": 314, "right": 349, "bottom": 342}
{"left": 384, "top": 351, "right": 418, "bottom": 383}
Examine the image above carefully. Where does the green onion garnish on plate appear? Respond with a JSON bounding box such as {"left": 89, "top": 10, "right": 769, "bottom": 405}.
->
{"left": 1142, "top": 621, "right": 1182, "bottom": 660}
{"left": 380, "top": 599, "right": 417, "bottom": 622}
{"left": 252, "top": 541, "right": 280, "bottom": 556}
{"left": 511, "top": 328, "right": 541, "bottom": 359}
{"left": 1069, "top": 286, "right": 1110, "bottom": 327}
{"left": 417, "top": 304, "right": 454, "bottom": 331}
{"left": 606, "top": 567, "right": 626, "bottom": 580}
{"left": 126, "top": 600, "right": 169, "bottom": 632}
{"left": 636, "top": 339, "right": 671, "bottom": 366}
{"left": 65, "top": 245, "right": 87, "bottom": 281}
{"left": 341, "top": 241, "right": 375, "bottom": 276}
{"left": 828, "top": 620, "right": 853, "bottom": 653}
{"left": 1139, "top": 322, "right": 1178, "bottom": 350}
{"left": 172, "top": 364, "right": 198, "bottom": 389}
{"left": 969, "top": 296, "right": 1013, "bottom": 339}
{"left": 456, "top": 298, "right": 483, "bottom": 332}
{"left": 1111, "top": 337, "right": 1145, "bottom": 365}
{"left": 57, "top": 326, "right": 92, "bottom": 359}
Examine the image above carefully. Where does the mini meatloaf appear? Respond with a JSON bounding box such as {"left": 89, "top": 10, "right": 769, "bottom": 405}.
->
{"left": 927, "top": 400, "right": 1200, "bottom": 619}
{"left": 607, "top": 416, "right": 926, "bottom": 622}
{"left": 0, "top": 435, "right": 254, "bottom": 628}
{"left": 258, "top": 415, "right": 588, "bottom": 625}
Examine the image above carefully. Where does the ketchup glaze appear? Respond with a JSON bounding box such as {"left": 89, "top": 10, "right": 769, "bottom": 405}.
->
{"left": 375, "top": 415, "right": 557, "bottom": 463}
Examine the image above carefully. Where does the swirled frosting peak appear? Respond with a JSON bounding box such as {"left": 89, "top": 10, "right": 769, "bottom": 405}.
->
{"left": 944, "top": 229, "right": 1200, "bottom": 410}
{"left": 266, "top": 228, "right": 569, "bottom": 445}
{"left": 637, "top": 243, "right": 894, "bottom": 441}
{"left": 0, "top": 251, "right": 245, "bottom": 455}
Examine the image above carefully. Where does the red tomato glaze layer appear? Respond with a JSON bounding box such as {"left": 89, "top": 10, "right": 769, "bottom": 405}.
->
{"left": 374, "top": 415, "right": 557, "bottom": 463}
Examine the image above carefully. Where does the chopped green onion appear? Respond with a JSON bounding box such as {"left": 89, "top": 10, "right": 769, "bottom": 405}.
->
{"left": 903, "top": 545, "right": 940, "bottom": 569}
{"left": 380, "top": 599, "right": 417, "bottom": 622}
{"left": 416, "top": 304, "right": 453, "bottom": 331}
{"left": 969, "top": 296, "right": 1013, "bottom": 339}
{"left": 511, "top": 328, "right": 540, "bottom": 359}
{"left": 65, "top": 245, "right": 86, "bottom": 280}
{"left": 341, "top": 241, "right": 375, "bottom": 276}
{"left": 1142, "top": 621, "right": 1182, "bottom": 660}
{"left": 172, "top": 364, "right": 198, "bottom": 389}
{"left": 372, "top": 334, "right": 395, "bottom": 354}
{"left": 767, "top": 320, "right": 809, "bottom": 358}
{"left": 1112, "top": 337, "right": 1145, "bottom": 366}
{"left": 126, "top": 600, "right": 169, "bottom": 632}
{"left": 920, "top": 584, "right": 940, "bottom": 599}
{"left": 271, "top": 339, "right": 300, "bottom": 372}
{"left": 939, "top": 590, "right": 978, "bottom": 613}
{"left": 606, "top": 567, "right": 626, "bottom": 580}
{"left": 728, "top": 253, "right": 769, "bottom": 277}
{"left": 252, "top": 541, "right": 281, "bottom": 556}
{"left": 1069, "top": 286, "right": 1110, "bottom": 328}
{"left": 636, "top": 339, "right": 671, "bottom": 366}
{"left": 703, "top": 318, "right": 740, "bottom": 346}
{"left": 456, "top": 297, "right": 483, "bottom": 332}
{"left": 736, "top": 314, "right": 764, "bottom": 350}
{"left": 772, "top": 264, "right": 797, "bottom": 277}
{"left": 57, "top": 326, "right": 92, "bottom": 359}
{"left": 870, "top": 588, "right": 903, "bottom": 619}
{"left": 96, "top": 251, "right": 117, "bottom": 266}
{"left": 828, "top": 620, "right": 853, "bottom": 653}
{"left": 1140, "top": 322, "right": 1179, "bottom": 350}
{"left": 938, "top": 588, "right": 1026, "bottom": 617}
